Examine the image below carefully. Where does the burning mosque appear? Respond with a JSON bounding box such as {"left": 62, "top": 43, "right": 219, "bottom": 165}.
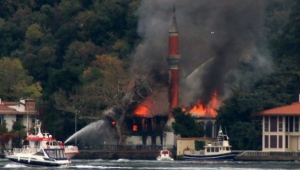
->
{"left": 63, "top": 1, "right": 283, "bottom": 149}
{"left": 123, "top": 0, "right": 273, "bottom": 147}
{"left": 124, "top": 7, "right": 220, "bottom": 147}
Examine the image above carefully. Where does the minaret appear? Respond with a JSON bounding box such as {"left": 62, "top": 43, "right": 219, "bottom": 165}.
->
{"left": 167, "top": 6, "right": 181, "bottom": 118}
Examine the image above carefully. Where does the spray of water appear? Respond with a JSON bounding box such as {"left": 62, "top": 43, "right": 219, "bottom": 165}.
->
{"left": 64, "top": 119, "right": 117, "bottom": 145}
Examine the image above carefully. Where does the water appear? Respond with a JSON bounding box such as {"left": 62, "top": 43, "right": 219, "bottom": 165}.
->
{"left": 1, "top": 159, "right": 300, "bottom": 169}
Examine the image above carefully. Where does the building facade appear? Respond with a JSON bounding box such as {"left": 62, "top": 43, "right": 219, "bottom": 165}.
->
{"left": 254, "top": 102, "right": 300, "bottom": 152}
{"left": 0, "top": 98, "right": 39, "bottom": 131}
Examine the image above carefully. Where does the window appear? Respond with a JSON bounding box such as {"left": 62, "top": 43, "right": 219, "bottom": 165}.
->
{"left": 270, "top": 135, "right": 277, "bottom": 148}
{"left": 264, "top": 135, "right": 269, "bottom": 148}
{"left": 295, "top": 117, "right": 299, "bottom": 132}
{"left": 278, "top": 116, "right": 283, "bottom": 132}
{"left": 279, "top": 135, "right": 282, "bottom": 148}
{"left": 265, "top": 117, "right": 269, "bottom": 132}
{"left": 285, "top": 135, "right": 288, "bottom": 149}
{"left": 270, "top": 116, "right": 277, "bottom": 132}
{"left": 16, "top": 115, "right": 23, "bottom": 122}
{"left": 207, "top": 147, "right": 210, "bottom": 152}
{"left": 289, "top": 117, "right": 294, "bottom": 132}
{"left": 286, "top": 117, "right": 289, "bottom": 132}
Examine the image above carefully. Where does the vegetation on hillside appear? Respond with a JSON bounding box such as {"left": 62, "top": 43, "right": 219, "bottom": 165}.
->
{"left": 0, "top": 0, "right": 299, "bottom": 150}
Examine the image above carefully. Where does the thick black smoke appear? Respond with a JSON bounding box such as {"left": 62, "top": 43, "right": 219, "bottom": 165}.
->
{"left": 132, "top": 0, "right": 284, "bottom": 107}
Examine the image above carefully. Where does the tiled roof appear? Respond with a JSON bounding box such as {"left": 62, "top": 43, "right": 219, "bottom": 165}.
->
{"left": 0, "top": 100, "right": 38, "bottom": 115}
{"left": 254, "top": 102, "right": 300, "bottom": 116}
{"left": 0, "top": 105, "right": 15, "bottom": 111}
{"left": 2, "top": 102, "right": 20, "bottom": 105}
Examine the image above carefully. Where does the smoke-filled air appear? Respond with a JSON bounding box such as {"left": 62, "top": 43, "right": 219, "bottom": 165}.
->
{"left": 132, "top": 0, "right": 274, "bottom": 108}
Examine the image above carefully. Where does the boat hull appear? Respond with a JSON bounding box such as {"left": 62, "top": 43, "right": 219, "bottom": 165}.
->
{"left": 6, "top": 156, "right": 70, "bottom": 167}
{"left": 184, "top": 153, "right": 236, "bottom": 160}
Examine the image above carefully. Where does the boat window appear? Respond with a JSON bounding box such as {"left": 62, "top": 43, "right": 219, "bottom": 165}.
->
{"left": 206, "top": 148, "right": 210, "bottom": 152}
{"left": 215, "top": 147, "right": 219, "bottom": 152}
{"left": 33, "top": 151, "right": 44, "bottom": 156}
{"left": 211, "top": 147, "right": 214, "bottom": 152}
{"left": 44, "top": 149, "right": 67, "bottom": 159}
{"left": 226, "top": 147, "right": 230, "bottom": 151}
{"left": 162, "top": 151, "right": 169, "bottom": 155}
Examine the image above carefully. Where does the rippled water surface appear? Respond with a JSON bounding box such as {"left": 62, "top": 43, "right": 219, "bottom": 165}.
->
{"left": 1, "top": 159, "right": 300, "bottom": 169}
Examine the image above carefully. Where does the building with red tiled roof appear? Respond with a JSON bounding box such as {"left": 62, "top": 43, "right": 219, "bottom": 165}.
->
{"left": 0, "top": 98, "right": 39, "bottom": 131}
{"left": 253, "top": 101, "right": 300, "bottom": 152}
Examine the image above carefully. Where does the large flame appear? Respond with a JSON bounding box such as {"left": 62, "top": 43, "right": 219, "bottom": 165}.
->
{"left": 133, "top": 99, "right": 153, "bottom": 117}
{"left": 186, "top": 91, "right": 219, "bottom": 118}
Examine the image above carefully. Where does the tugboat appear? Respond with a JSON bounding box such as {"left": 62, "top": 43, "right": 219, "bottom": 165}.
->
{"left": 183, "top": 126, "right": 236, "bottom": 160}
{"left": 157, "top": 148, "right": 174, "bottom": 161}
{"left": 5, "top": 120, "right": 76, "bottom": 167}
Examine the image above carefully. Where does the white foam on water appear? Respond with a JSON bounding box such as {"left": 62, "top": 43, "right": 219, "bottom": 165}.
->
{"left": 116, "top": 158, "right": 130, "bottom": 162}
{"left": 73, "top": 165, "right": 101, "bottom": 169}
{"left": 4, "top": 163, "right": 26, "bottom": 168}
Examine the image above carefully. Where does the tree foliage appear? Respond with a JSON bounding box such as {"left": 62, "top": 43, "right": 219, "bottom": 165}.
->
{"left": 172, "top": 108, "right": 204, "bottom": 137}
{"left": 0, "top": 57, "right": 42, "bottom": 100}
{"left": 1, "top": 0, "right": 300, "bottom": 149}
{"left": 54, "top": 54, "right": 157, "bottom": 143}
{"left": 10, "top": 121, "right": 26, "bottom": 148}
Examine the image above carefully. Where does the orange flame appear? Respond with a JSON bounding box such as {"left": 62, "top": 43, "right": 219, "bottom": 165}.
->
{"left": 133, "top": 125, "right": 138, "bottom": 131}
{"left": 185, "top": 91, "right": 219, "bottom": 118}
{"left": 134, "top": 99, "right": 153, "bottom": 117}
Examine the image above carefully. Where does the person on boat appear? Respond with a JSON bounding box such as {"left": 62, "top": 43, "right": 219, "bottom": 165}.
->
{"left": 59, "top": 141, "right": 65, "bottom": 148}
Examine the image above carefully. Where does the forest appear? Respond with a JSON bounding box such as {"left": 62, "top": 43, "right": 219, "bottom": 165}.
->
{"left": 0, "top": 0, "right": 299, "bottom": 150}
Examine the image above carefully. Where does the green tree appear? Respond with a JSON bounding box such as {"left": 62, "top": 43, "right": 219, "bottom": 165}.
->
{"left": 10, "top": 121, "right": 26, "bottom": 148}
{"left": 172, "top": 107, "right": 204, "bottom": 137}
{"left": 55, "top": 54, "right": 156, "bottom": 144}
{"left": 0, "top": 57, "right": 42, "bottom": 100}
{"left": 0, "top": 121, "right": 12, "bottom": 151}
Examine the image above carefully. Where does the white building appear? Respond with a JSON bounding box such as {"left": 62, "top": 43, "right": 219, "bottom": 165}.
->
{"left": 0, "top": 98, "right": 39, "bottom": 131}
{"left": 254, "top": 102, "right": 300, "bottom": 152}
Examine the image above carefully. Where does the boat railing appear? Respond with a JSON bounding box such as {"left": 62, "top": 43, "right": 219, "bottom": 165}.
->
{"left": 13, "top": 147, "right": 39, "bottom": 154}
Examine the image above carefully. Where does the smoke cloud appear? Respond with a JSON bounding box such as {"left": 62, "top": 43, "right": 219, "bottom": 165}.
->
{"left": 132, "top": 0, "right": 279, "bottom": 108}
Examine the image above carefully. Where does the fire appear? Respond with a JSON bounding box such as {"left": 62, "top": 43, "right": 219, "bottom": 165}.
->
{"left": 185, "top": 91, "right": 219, "bottom": 118}
{"left": 133, "top": 99, "right": 153, "bottom": 117}
{"left": 133, "top": 125, "right": 138, "bottom": 131}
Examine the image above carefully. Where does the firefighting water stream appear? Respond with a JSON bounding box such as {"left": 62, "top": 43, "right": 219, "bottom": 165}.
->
{"left": 64, "top": 119, "right": 117, "bottom": 145}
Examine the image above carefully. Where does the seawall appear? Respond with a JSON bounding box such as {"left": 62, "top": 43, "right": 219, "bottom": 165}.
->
{"left": 74, "top": 149, "right": 176, "bottom": 160}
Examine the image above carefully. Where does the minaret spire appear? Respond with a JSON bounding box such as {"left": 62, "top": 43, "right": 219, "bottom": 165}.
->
{"left": 167, "top": 5, "right": 181, "bottom": 118}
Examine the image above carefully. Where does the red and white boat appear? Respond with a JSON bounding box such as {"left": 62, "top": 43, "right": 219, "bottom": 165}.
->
{"left": 157, "top": 148, "right": 174, "bottom": 161}
{"left": 5, "top": 120, "right": 79, "bottom": 167}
